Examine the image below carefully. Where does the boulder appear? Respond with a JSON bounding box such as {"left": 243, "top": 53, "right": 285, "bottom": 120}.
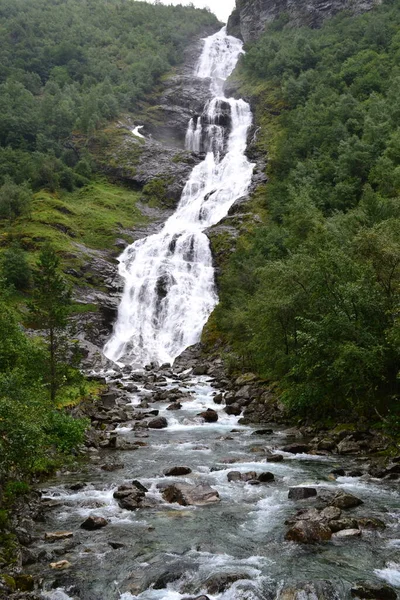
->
{"left": 227, "top": 471, "right": 243, "bottom": 482}
{"left": 44, "top": 531, "right": 74, "bottom": 542}
{"left": 50, "top": 560, "right": 72, "bottom": 570}
{"left": 330, "top": 492, "right": 363, "bottom": 509}
{"left": 131, "top": 480, "right": 148, "bottom": 493}
{"left": 253, "top": 429, "right": 274, "bottom": 435}
{"left": 288, "top": 487, "right": 317, "bottom": 501}
{"left": 113, "top": 485, "right": 146, "bottom": 510}
{"left": 320, "top": 506, "right": 341, "bottom": 521}
{"left": 164, "top": 466, "right": 192, "bottom": 476}
{"left": 351, "top": 581, "right": 397, "bottom": 599}
{"left": 285, "top": 520, "right": 332, "bottom": 544}
{"left": 192, "top": 365, "right": 208, "bottom": 375}
{"left": 357, "top": 517, "right": 385, "bottom": 529}
{"left": 108, "top": 541, "right": 126, "bottom": 549}
{"left": 258, "top": 472, "right": 275, "bottom": 483}
{"left": 198, "top": 409, "right": 218, "bottom": 423}
{"left": 329, "top": 518, "right": 359, "bottom": 533}
{"left": 225, "top": 404, "right": 242, "bottom": 416}
{"left": 80, "top": 516, "right": 108, "bottom": 530}
{"left": 148, "top": 417, "right": 168, "bottom": 429}
{"left": 266, "top": 454, "right": 284, "bottom": 462}
{"left": 278, "top": 581, "right": 339, "bottom": 599}
{"left": 162, "top": 483, "right": 220, "bottom": 506}
{"left": 337, "top": 438, "right": 362, "bottom": 454}
{"left": 205, "top": 572, "right": 249, "bottom": 594}
{"left": 213, "top": 393, "right": 223, "bottom": 404}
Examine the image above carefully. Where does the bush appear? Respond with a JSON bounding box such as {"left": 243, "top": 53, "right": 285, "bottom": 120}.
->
{"left": 1, "top": 245, "right": 31, "bottom": 291}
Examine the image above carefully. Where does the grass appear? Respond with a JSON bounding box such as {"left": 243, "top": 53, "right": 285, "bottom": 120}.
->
{"left": 4, "top": 178, "right": 147, "bottom": 258}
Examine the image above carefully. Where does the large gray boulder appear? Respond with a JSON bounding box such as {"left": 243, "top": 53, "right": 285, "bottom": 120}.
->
{"left": 162, "top": 483, "right": 220, "bottom": 506}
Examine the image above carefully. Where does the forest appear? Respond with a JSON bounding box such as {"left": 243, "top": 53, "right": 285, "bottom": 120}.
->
{"left": 215, "top": 0, "right": 400, "bottom": 428}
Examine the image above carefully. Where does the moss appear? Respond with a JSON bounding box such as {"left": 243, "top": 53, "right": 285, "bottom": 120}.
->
{"left": 0, "top": 574, "right": 16, "bottom": 591}
{"left": 142, "top": 177, "right": 175, "bottom": 209}
{"left": 15, "top": 574, "right": 34, "bottom": 592}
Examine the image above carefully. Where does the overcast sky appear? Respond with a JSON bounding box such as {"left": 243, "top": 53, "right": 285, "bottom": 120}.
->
{"left": 153, "top": 0, "right": 236, "bottom": 23}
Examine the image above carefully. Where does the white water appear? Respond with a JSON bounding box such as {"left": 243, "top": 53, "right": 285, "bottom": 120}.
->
{"left": 104, "top": 27, "right": 254, "bottom": 366}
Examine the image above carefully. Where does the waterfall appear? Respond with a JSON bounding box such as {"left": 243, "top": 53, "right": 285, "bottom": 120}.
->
{"left": 104, "top": 27, "right": 255, "bottom": 366}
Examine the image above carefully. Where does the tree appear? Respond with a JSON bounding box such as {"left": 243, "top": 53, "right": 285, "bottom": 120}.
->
{"left": 1, "top": 244, "right": 31, "bottom": 291}
{"left": 0, "top": 177, "right": 32, "bottom": 223}
{"left": 29, "top": 244, "right": 72, "bottom": 402}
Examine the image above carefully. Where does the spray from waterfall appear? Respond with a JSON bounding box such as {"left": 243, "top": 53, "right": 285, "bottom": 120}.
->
{"left": 104, "top": 27, "right": 255, "bottom": 366}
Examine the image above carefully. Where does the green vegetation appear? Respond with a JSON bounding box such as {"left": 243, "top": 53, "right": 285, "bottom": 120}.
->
{"left": 215, "top": 0, "right": 400, "bottom": 423}
{"left": 0, "top": 0, "right": 218, "bottom": 191}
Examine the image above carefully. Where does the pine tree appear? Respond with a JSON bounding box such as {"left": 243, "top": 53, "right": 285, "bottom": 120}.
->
{"left": 29, "top": 244, "right": 72, "bottom": 402}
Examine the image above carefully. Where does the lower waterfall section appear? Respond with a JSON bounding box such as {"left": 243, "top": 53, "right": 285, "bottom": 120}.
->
{"left": 104, "top": 27, "right": 254, "bottom": 366}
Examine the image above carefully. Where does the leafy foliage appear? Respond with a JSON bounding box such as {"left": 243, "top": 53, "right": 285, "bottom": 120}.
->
{"left": 215, "top": 1, "right": 400, "bottom": 420}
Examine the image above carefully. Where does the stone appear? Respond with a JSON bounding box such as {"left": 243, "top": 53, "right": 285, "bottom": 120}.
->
{"left": 266, "top": 454, "right": 284, "bottom": 462}
{"left": 329, "top": 518, "right": 359, "bottom": 533}
{"left": 278, "top": 581, "right": 339, "bottom": 599}
{"left": 330, "top": 468, "right": 346, "bottom": 477}
{"left": 320, "top": 506, "right": 341, "bottom": 521}
{"left": 281, "top": 444, "right": 311, "bottom": 454}
{"left": 148, "top": 417, "right": 168, "bottom": 429}
{"left": 285, "top": 520, "right": 332, "bottom": 544}
{"left": 44, "top": 531, "right": 74, "bottom": 542}
{"left": 69, "top": 483, "right": 86, "bottom": 491}
{"left": 333, "top": 528, "right": 361, "bottom": 538}
{"left": 164, "top": 466, "right": 192, "bottom": 476}
{"left": 198, "top": 408, "right": 218, "bottom": 423}
{"left": 337, "top": 438, "right": 362, "bottom": 454}
{"left": 213, "top": 393, "right": 223, "bottom": 404}
{"left": 357, "top": 517, "right": 386, "bottom": 529}
{"left": 258, "top": 472, "right": 275, "bottom": 483}
{"left": 50, "top": 560, "right": 72, "bottom": 569}
{"left": 288, "top": 487, "right": 317, "bottom": 501}
{"left": 132, "top": 480, "right": 148, "bottom": 493}
{"left": 227, "top": 471, "right": 243, "bottom": 482}
{"left": 101, "top": 462, "right": 124, "bottom": 472}
{"left": 330, "top": 492, "right": 364, "bottom": 509}
{"left": 205, "top": 572, "right": 249, "bottom": 594}
{"left": 167, "top": 402, "right": 182, "bottom": 411}
{"left": 225, "top": 403, "right": 242, "bottom": 416}
{"left": 162, "top": 483, "right": 220, "bottom": 506}
{"left": 351, "top": 581, "right": 397, "bottom": 599}
{"left": 80, "top": 516, "right": 109, "bottom": 530}
{"left": 253, "top": 429, "right": 274, "bottom": 435}
{"left": 192, "top": 365, "right": 208, "bottom": 375}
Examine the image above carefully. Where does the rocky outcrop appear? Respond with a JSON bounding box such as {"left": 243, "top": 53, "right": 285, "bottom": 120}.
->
{"left": 227, "top": 0, "right": 382, "bottom": 43}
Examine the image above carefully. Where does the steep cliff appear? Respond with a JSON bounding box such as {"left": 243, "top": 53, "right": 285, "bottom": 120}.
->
{"left": 227, "top": 0, "right": 382, "bottom": 42}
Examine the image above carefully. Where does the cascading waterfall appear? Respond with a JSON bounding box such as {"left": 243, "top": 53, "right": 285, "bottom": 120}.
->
{"left": 104, "top": 27, "right": 255, "bottom": 366}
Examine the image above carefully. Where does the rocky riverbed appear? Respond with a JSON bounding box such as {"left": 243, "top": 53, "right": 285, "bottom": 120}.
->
{"left": 2, "top": 350, "right": 399, "bottom": 600}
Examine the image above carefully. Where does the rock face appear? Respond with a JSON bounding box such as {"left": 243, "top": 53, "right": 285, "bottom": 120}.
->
{"left": 227, "top": 0, "right": 382, "bottom": 43}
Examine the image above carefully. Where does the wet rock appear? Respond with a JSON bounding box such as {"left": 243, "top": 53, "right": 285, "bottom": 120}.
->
{"left": 330, "top": 468, "right": 346, "bottom": 477}
{"left": 357, "top": 517, "right": 385, "bottom": 529}
{"left": 205, "top": 572, "right": 249, "bottom": 594}
{"left": 14, "top": 574, "right": 35, "bottom": 592}
{"left": 132, "top": 480, "right": 149, "bottom": 493}
{"left": 281, "top": 444, "right": 311, "bottom": 454}
{"left": 198, "top": 408, "right": 218, "bottom": 423}
{"left": 162, "top": 483, "right": 220, "bottom": 506}
{"left": 278, "top": 580, "right": 339, "bottom": 599}
{"left": 337, "top": 438, "right": 362, "bottom": 454}
{"left": 285, "top": 520, "right": 332, "bottom": 544}
{"left": 167, "top": 402, "right": 182, "bottom": 411}
{"left": 288, "top": 487, "right": 317, "bottom": 501}
{"left": 164, "top": 466, "right": 192, "bottom": 476}
{"left": 329, "top": 518, "right": 359, "bottom": 533}
{"left": 183, "top": 597, "right": 210, "bottom": 600}
{"left": 351, "top": 581, "right": 397, "bottom": 599}
{"left": 258, "top": 472, "right": 275, "bottom": 483}
{"left": 227, "top": 471, "right": 243, "bottom": 482}
{"left": 148, "top": 417, "right": 168, "bottom": 429}
{"left": 330, "top": 492, "right": 364, "bottom": 510}
{"left": 21, "top": 547, "right": 39, "bottom": 566}
{"left": 44, "top": 531, "right": 74, "bottom": 542}
{"left": 225, "top": 403, "right": 242, "bottom": 416}
{"left": 80, "top": 516, "right": 109, "bottom": 530}
{"left": 320, "top": 506, "right": 341, "bottom": 521}
{"left": 114, "top": 485, "right": 146, "bottom": 510}
{"left": 333, "top": 528, "right": 361, "bottom": 538}
{"left": 266, "top": 454, "right": 284, "bottom": 462}
{"left": 213, "top": 393, "right": 223, "bottom": 404}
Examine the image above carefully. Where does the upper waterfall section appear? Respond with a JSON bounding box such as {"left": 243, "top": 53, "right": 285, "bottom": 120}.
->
{"left": 103, "top": 28, "right": 255, "bottom": 367}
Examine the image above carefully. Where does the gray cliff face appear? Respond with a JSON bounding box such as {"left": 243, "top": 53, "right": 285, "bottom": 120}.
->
{"left": 227, "top": 0, "right": 382, "bottom": 42}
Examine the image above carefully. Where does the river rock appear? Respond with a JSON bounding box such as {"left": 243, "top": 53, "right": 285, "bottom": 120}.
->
{"left": 114, "top": 485, "right": 146, "bottom": 510}
{"left": 253, "top": 429, "right": 274, "bottom": 435}
{"left": 330, "top": 492, "right": 364, "bottom": 509}
{"left": 329, "top": 518, "right": 359, "bottom": 533}
{"left": 285, "top": 520, "right": 332, "bottom": 543}
{"left": 357, "top": 517, "right": 385, "bottom": 529}
{"left": 101, "top": 462, "right": 124, "bottom": 472}
{"left": 44, "top": 531, "right": 74, "bottom": 542}
{"left": 320, "top": 506, "right": 341, "bottom": 521}
{"left": 80, "top": 516, "right": 109, "bottom": 530}
{"left": 205, "top": 572, "right": 249, "bottom": 594}
{"left": 225, "top": 403, "right": 242, "bottom": 416}
{"left": 281, "top": 444, "right": 311, "bottom": 454}
{"left": 213, "top": 393, "right": 223, "bottom": 404}
{"left": 258, "top": 472, "right": 275, "bottom": 482}
{"left": 108, "top": 541, "right": 126, "bottom": 549}
{"left": 266, "top": 454, "right": 284, "bottom": 462}
{"left": 227, "top": 471, "right": 243, "bottom": 482}
{"left": 167, "top": 402, "right": 182, "bottom": 411}
{"left": 148, "top": 417, "right": 168, "bottom": 429}
{"left": 277, "top": 580, "right": 339, "bottom": 599}
{"left": 288, "top": 487, "right": 317, "bottom": 501}
{"left": 162, "top": 483, "right": 220, "bottom": 506}
{"left": 337, "top": 438, "right": 362, "bottom": 454}
{"left": 192, "top": 365, "right": 208, "bottom": 375}
{"left": 50, "top": 560, "right": 72, "bottom": 569}
{"left": 333, "top": 528, "right": 361, "bottom": 538}
{"left": 164, "top": 466, "right": 192, "bottom": 476}
{"left": 351, "top": 581, "right": 397, "bottom": 599}
{"left": 198, "top": 408, "right": 218, "bottom": 423}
